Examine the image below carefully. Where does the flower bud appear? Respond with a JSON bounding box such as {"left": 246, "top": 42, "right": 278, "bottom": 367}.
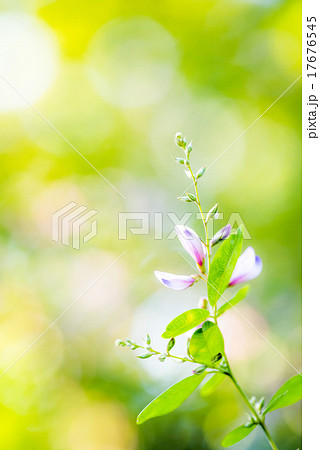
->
{"left": 174, "top": 157, "right": 186, "bottom": 165}
{"left": 205, "top": 204, "right": 219, "bottom": 223}
{"left": 167, "top": 337, "right": 175, "bottom": 352}
{"left": 244, "top": 417, "right": 255, "bottom": 428}
{"left": 198, "top": 297, "right": 208, "bottom": 309}
{"left": 196, "top": 166, "right": 206, "bottom": 179}
{"left": 192, "top": 365, "right": 207, "bottom": 375}
{"left": 256, "top": 397, "right": 265, "bottom": 412}
{"left": 115, "top": 339, "right": 126, "bottom": 347}
{"left": 219, "top": 357, "right": 228, "bottom": 371}
{"left": 186, "top": 141, "right": 193, "bottom": 156}
{"left": 137, "top": 352, "right": 153, "bottom": 359}
{"left": 186, "top": 192, "right": 197, "bottom": 202}
{"left": 178, "top": 195, "right": 193, "bottom": 202}
{"left": 210, "top": 224, "right": 232, "bottom": 246}
{"left": 212, "top": 352, "right": 222, "bottom": 363}
{"left": 174, "top": 132, "right": 187, "bottom": 149}
{"left": 158, "top": 353, "right": 167, "bottom": 362}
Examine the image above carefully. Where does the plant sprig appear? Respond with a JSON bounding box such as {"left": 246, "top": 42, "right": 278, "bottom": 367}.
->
{"left": 116, "top": 133, "right": 302, "bottom": 450}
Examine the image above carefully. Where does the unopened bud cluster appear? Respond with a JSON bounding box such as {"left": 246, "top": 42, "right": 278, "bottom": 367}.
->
{"left": 115, "top": 334, "right": 182, "bottom": 363}
{"left": 174, "top": 133, "right": 206, "bottom": 204}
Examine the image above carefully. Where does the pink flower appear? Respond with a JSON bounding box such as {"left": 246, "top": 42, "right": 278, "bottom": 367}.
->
{"left": 154, "top": 271, "right": 198, "bottom": 290}
{"left": 229, "top": 247, "right": 262, "bottom": 286}
{"left": 175, "top": 225, "right": 206, "bottom": 268}
{"left": 210, "top": 224, "right": 232, "bottom": 246}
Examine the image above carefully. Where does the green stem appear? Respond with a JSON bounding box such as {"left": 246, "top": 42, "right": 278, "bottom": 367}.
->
{"left": 188, "top": 165, "right": 217, "bottom": 323}
{"left": 135, "top": 344, "right": 195, "bottom": 364}
{"left": 260, "top": 423, "right": 278, "bottom": 450}
{"left": 187, "top": 164, "right": 221, "bottom": 325}
{"left": 189, "top": 168, "right": 210, "bottom": 259}
{"left": 228, "top": 369, "right": 278, "bottom": 450}
{"left": 183, "top": 145, "right": 277, "bottom": 449}
{"left": 195, "top": 182, "right": 209, "bottom": 251}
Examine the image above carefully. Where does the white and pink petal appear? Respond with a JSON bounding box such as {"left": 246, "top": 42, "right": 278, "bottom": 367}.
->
{"left": 154, "top": 271, "right": 197, "bottom": 290}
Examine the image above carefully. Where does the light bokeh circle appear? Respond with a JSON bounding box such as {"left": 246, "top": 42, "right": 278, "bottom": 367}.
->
{"left": 0, "top": 13, "right": 58, "bottom": 112}
{"left": 86, "top": 17, "right": 179, "bottom": 108}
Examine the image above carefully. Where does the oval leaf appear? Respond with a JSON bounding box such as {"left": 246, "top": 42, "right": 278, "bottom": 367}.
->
{"left": 208, "top": 227, "right": 243, "bottom": 306}
{"left": 162, "top": 309, "right": 210, "bottom": 339}
{"left": 189, "top": 321, "right": 224, "bottom": 367}
{"left": 201, "top": 372, "right": 225, "bottom": 397}
{"left": 263, "top": 374, "right": 302, "bottom": 415}
{"left": 222, "top": 424, "right": 256, "bottom": 447}
{"left": 136, "top": 373, "right": 206, "bottom": 425}
{"left": 217, "top": 285, "right": 250, "bottom": 317}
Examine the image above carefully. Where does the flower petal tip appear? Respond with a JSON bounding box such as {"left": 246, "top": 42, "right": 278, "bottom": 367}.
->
{"left": 154, "top": 270, "right": 196, "bottom": 290}
{"left": 229, "top": 247, "right": 262, "bottom": 286}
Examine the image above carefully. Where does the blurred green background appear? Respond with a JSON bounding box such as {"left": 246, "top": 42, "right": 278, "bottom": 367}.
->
{"left": 0, "top": 0, "right": 301, "bottom": 448}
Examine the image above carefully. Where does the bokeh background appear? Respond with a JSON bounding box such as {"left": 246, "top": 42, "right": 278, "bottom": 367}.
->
{"left": 0, "top": 0, "right": 301, "bottom": 449}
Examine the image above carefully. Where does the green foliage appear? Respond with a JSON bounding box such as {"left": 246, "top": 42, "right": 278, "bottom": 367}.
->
{"left": 200, "top": 373, "right": 225, "bottom": 397}
{"left": 162, "top": 309, "right": 210, "bottom": 338}
{"left": 208, "top": 227, "right": 243, "bottom": 306}
{"left": 189, "top": 321, "right": 224, "bottom": 367}
{"left": 136, "top": 374, "right": 206, "bottom": 425}
{"left": 0, "top": 0, "right": 302, "bottom": 445}
{"left": 222, "top": 424, "right": 257, "bottom": 447}
{"left": 263, "top": 374, "right": 302, "bottom": 415}
{"left": 117, "top": 132, "right": 301, "bottom": 447}
{"left": 217, "top": 286, "right": 250, "bottom": 317}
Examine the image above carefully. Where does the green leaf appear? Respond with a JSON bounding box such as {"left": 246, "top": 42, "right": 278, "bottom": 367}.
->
{"left": 208, "top": 226, "right": 243, "bottom": 306}
{"left": 263, "top": 392, "right": 287, "bottom": 414}
{"left": 136, "top": 373, "right": 206, "bottom": 425}
{"left": 189, "top": 321, "right": 224, "bottom": 367}
{"left": 217, "top": 286, "right": 250, "bottom": 317}
{"left": 263, "top": 374, "right": 302, "bottom": 415}
{"left": 222, "top": 424, "right": 257, "bottom": 447}
{"left": 201, "top": 373, "right": 225, "bottom": 397}
{"left": 162, "top": 309, "right": 210, "bottom": 339}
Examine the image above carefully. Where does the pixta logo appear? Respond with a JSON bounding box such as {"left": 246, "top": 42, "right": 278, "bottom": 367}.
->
{"left": 52, "top": 202, "right": 98, "bottom": 249}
